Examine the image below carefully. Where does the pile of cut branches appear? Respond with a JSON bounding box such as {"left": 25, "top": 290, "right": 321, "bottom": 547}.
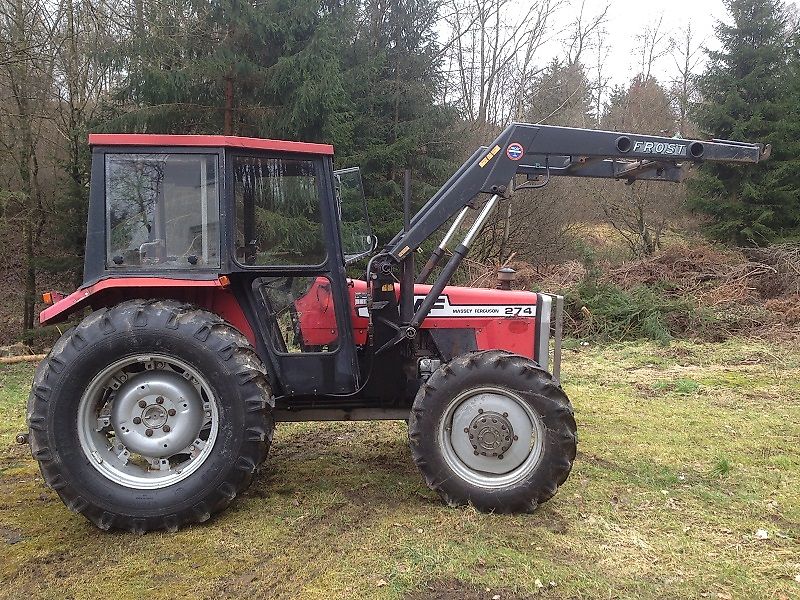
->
{"left": 469, "top": 240, "right": 800, "bottom": 342}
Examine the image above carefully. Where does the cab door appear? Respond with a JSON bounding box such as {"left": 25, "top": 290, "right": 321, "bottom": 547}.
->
{"left": 227, "top": 152, "right": 359, "bottom": 397}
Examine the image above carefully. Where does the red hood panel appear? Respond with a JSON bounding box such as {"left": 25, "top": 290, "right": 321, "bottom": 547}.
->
{"left": 346, "top": 279, "right": 538, "bottom": 358}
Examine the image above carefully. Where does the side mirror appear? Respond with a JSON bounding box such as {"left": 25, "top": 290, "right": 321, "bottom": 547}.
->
{"left": 344, "top": 235, "right": 377, "bottom": 265}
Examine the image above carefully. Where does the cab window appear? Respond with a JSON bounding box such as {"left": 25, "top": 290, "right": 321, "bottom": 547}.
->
{"left": 234, "top": 156, "right": 326, "bottom": 266}
{"left": 105, "top": 153, "right": 220, "bottom": 269}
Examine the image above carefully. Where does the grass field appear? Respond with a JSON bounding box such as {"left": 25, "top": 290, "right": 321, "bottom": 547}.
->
{"left": 1, "top": 339, "right": 798, "bottom": 599}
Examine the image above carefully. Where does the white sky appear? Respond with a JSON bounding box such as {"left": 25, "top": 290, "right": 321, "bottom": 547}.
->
{"left": 520, "top": 0, "right": 800, "bottom": 89}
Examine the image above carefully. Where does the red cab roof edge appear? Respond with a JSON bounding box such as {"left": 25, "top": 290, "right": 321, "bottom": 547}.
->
{"left": 88, "top": 133, "right": 334, "bottom": 156}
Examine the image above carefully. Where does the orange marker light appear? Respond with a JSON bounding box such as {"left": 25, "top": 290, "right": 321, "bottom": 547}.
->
{"left": 218, "top": 275, "right": 231, "bottom": 288}
{"left": 42, "top": 292, "right": 53, "bottom": 305}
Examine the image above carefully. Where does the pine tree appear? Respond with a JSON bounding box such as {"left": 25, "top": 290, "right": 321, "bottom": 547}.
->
{"left": 690, "top": 0, "right": 800, "bottom": 244}
{"left": 336, "top": 0, "right": 460, "bottom": 246}
{"left": 107, "top": 0, "right": 351, "bottom": 142}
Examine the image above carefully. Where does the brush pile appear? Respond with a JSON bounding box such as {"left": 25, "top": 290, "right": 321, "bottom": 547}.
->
{"left": 476, "top": 239, "right": 800, "bottom": 341}
{"left": 604, "top": 241, "right": 777, "bottom": 308}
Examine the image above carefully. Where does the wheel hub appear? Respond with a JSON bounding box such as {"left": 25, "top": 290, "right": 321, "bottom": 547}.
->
{"left": 444, "top": 387, "right": 542, "bottom": 478}
{"left": 111, "top": 370, "right": 204, "bottom": 458}
{"left": 141, "top": 404, "right": 168, "bottom": 429}
{"left": 467, "top": 410, "right": 514, "bottom": 458}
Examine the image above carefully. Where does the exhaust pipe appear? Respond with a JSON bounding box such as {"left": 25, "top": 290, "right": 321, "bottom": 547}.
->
{"left": 496, "top": 267, "right": 516, "bottom": 290}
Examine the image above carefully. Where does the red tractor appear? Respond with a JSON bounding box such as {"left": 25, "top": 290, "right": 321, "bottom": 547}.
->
{"left": 24, "top": 124, "right": 768, "bottom": 531}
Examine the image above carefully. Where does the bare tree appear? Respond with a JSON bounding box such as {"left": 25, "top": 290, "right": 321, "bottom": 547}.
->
{"left": 45, "top": 1, "right": 122, "bottom": 286}
{"left": 0, "top": 0, "right": 61, "bottom": 329}
{"left": 598, "top": 75, "right": 680, "bottom": 256}
{"left": 636, "top": 14, "right": 670, "bottom": 81}
{"left": 442, "top": 0, "right": 562, "bottom": 130}
{"left": 564, "top": 0, "right": 610, "bottom": 66}
{"left": 590, "top": 28, "right": 611, "bottom": 127}
{"left": 669, "top": 23, "right": 705, "bottom": 137}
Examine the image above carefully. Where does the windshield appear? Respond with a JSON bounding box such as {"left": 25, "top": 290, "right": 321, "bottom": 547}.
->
{"left": 334, "top": 167, "right": 373, "bottom": 261}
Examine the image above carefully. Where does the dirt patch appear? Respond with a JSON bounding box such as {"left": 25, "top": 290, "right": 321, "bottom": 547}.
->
{"left": 0, "top": 527, "right": 23, "bottom": 545}
{"left": 575, "top": 451, "right": 619, "bottom": 471}
{"left": 406, "top": 578, "right": 538, "bottom": 600}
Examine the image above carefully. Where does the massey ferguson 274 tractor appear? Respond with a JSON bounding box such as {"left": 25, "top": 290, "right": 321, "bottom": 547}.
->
{"left": 23, "top": 123, "right": 768, "bottom": 532}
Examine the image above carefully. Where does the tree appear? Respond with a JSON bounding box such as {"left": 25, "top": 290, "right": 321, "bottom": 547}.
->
{"left": 599, "top": 75, "right": 679, "bottom": 256}
{"left": 669, "top": 24, "right": 704, "bottom": 138}
{"left": 442, "top": 0, "right": 560, "bottom": 130}
{"left": 524, "top": 58, "right": 592, "bottom": 127}
{"left": 109, "top": 0, "right": 351, "bottom": 142}
{"left": 50, "top": 0, "right": 117, "bottom": 286}
{"left": 337, "top": 0, "right": 461, "bottom": 247}
{"left": 690, "top": 0, "right": 800, "bottom": 245}
{"left": 0, "top": 0, "right": 58, "bottom": 329}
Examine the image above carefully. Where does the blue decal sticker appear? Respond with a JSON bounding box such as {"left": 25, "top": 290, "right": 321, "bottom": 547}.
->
{"left": 507, "top": 142, "right": 524, "bottom": 160}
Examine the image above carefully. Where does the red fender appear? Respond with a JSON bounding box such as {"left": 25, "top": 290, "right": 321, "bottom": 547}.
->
{"left": 40, "top": 278, "right": 256, "bottom": 346}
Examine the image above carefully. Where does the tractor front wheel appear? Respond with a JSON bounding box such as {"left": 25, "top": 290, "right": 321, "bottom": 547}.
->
{"left": 409, "top": 350, "right": 576, "bottom": 513}
{"left": 27, "top": 300, "right": 273, "bottom": 532}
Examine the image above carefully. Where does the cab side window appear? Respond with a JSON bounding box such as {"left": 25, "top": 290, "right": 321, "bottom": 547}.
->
{"left": 234, "top": 156, "right": 326, "bottom": 266}
{"left": 106, "top": 153, "right": 220, "bottom": 268}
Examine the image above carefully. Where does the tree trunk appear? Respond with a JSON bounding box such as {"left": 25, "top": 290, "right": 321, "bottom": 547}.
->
{"left": 224, "top": 77, "right": 234, "bottom": 135}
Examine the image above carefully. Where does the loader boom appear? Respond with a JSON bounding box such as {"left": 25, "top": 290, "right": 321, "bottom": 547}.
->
{"left": 388, "top": 122, "right": 770, "bottom": 262}
{"left": 376, "top": 122, "right": 770, "bottom": 350}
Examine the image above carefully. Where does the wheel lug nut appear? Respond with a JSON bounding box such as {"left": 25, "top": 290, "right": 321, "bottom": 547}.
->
{"left": 168, "top": 409, "right": 176, "bottom": 416}
{"left": 163, "top": 425, "right": 171, "bottom": 432}
{"left": 145, "top": 428, "right": 153, "bottom": 437}
{"left": 463, "top": 427, "right": 469, "bottom": 433}
{"left": 138, "top": 400, "right": 147, "bottom": 408}
{"left": 156, "top": 396, "right": 164, "bottom": 404}
{"left": 132, "top": 417, "right": 141, "bottom": 425}
{"left": 477, "top": 408, "right": 484, "bottom": 414}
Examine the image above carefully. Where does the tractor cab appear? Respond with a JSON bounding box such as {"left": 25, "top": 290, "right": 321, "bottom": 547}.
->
{"left": 73, "top": 135, "right": 374, "bottom": 397}
{"left": 84, "top": 134, "right": 373, "bottom": 277}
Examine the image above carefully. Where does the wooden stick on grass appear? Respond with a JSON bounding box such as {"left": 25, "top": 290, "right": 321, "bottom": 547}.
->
{"left": 0, "top": 354, "right": 46, "bottom": 365}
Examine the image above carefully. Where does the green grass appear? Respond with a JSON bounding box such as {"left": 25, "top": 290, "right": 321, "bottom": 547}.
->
{"left": 1, "top": 338, "right": 799, "bottom": 599}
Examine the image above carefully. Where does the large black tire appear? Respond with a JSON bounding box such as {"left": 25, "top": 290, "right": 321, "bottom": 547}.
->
{"left": 408, "top": 350, "right": 576, "bottom": 513}
{"left": 26, "top": 299, "right": 273, "bottom": 532}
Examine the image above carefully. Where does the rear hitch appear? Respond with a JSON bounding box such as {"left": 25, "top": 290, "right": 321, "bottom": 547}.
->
{"left": 16, "top": 432, "right": 29, "bottom": 445}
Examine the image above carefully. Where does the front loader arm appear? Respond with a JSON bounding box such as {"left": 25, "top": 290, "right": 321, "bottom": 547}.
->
{"left": 373, "top": 122, "right": 769, "bottom": 355}
{"left": 386, "top": 123, "right": 770, "bottom": 261}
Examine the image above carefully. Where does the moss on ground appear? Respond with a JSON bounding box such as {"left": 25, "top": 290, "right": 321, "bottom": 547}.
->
{"left": 0, "top": 339, "right": 798, "bottom": 599}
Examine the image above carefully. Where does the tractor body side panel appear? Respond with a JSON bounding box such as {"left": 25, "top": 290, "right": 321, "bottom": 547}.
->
{"left": 345, "top": 279, "right": 540, "bottom": 360}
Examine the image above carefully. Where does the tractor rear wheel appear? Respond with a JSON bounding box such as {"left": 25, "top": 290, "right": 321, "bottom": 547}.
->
{"left": 409, "top": 350, "right": 576, "bottom": 513}
{"left": 27, "top": 300, "right": 273, "bottom": 532}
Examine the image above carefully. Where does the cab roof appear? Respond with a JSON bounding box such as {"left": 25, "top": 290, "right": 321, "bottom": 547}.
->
{"left": 88, "top": 133, "right": 334, "bottom": 156}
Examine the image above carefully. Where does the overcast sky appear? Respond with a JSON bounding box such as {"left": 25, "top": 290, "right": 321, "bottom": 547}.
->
{"left": 524, "top": 0, "right": 800, "bottom": 89}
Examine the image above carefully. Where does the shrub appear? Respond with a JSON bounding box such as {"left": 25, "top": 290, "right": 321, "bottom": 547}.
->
{"left": 565, "top": 281, "right": 698, "bottom": 344}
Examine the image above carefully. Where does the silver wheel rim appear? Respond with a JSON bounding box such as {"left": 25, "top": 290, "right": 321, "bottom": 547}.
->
{"left": 437, "top": 386, "right": 546, "bottom": 488}
{"left": 77, "top": 354, "right": 220, "bottom": 490}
